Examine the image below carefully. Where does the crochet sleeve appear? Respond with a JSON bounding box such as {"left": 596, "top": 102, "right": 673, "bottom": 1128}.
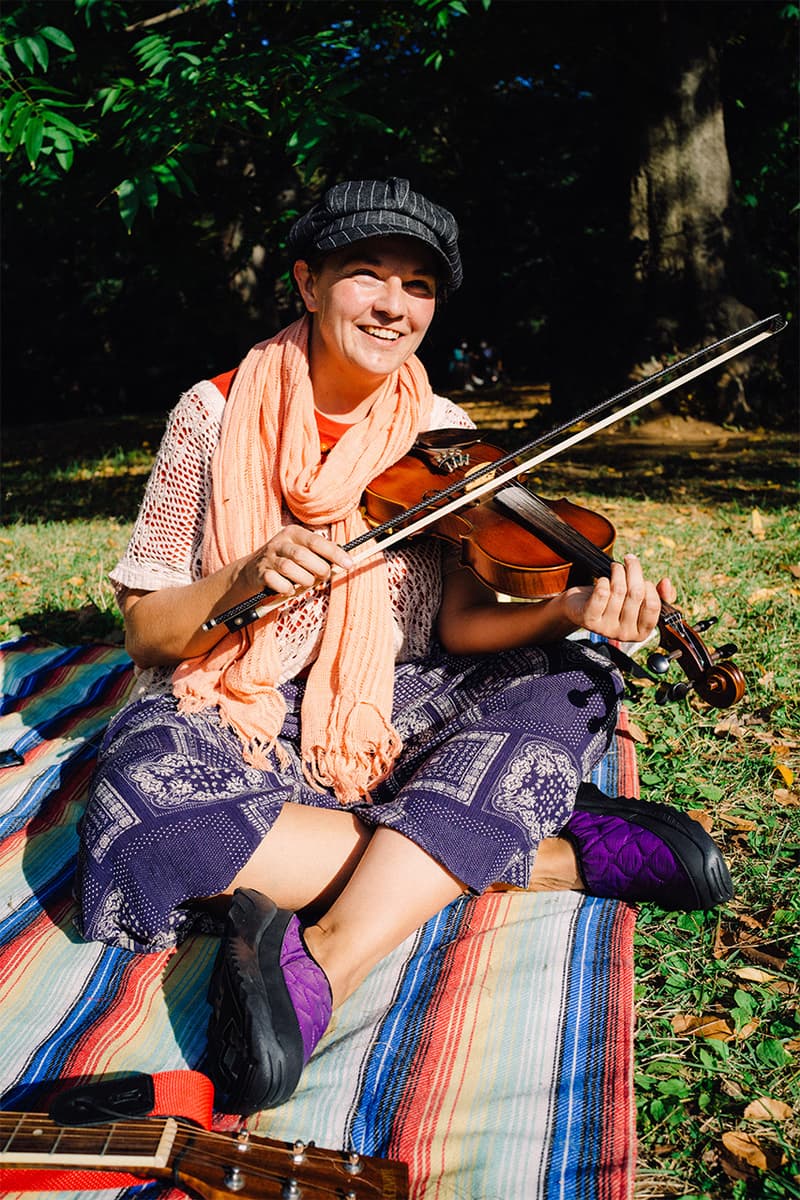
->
{"left": 110, "top": 381, "right": 224, "bottom": 593}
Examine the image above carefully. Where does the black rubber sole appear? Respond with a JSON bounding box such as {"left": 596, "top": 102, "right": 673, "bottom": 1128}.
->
{"left": 206, "top": 888, "right": 304, "bottom": 1114}
{"left": 573, "top": 782, "right": 734, "bottom": 911}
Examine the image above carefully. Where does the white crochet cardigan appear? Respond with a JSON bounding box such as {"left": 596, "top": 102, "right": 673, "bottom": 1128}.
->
{"left": 112, "top": 380, "right": 475, "bottom": 697}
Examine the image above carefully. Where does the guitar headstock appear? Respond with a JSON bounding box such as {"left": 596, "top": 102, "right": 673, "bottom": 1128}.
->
{"left": 174, "top": 1128, "right": 409, "bottom": 1200}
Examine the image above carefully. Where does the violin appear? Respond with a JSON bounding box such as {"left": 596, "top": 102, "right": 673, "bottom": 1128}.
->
{"left": 202, "top": 314, "right": 783, "bottom": 708}
{"left": 365, "top": 430, "right": 745, "bottom": 710}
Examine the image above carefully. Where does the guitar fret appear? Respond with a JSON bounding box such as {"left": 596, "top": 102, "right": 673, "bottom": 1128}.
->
{"left": 0, "top": 1117, "right": 178, "bottom": 1169}
{"left": 2, "top": 1114, "right": 25, "bottom": 1153}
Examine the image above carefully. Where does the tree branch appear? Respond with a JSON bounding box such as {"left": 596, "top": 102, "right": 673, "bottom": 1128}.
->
{"left": 125, "top": 0, "right": 213, "bottom": 34}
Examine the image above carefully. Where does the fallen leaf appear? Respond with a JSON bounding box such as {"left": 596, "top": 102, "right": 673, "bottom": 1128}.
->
{"left": 774, "top": 763, "right": 795, "bottom": 787}
{"left": 774, "top": 788, "right": 800, "bottom": 808}
{"left": 625, "top": 720, "right": 649, "bottom": 744}
{"left": 786, "top": 563, "right": 800, "bottom": 579}
{"left": 735, "top": 1018, "right": 760, "bottom": 1041}
{"left": 687, "top": 808, "right": 713, "bottom": 834}
{"left": 66, "top": 575, "right": 85, "bottom": 587}
{"left": 718, "top": 813, "right": 757, "bottom": 832}
{"left": 747, "top": 586, "right": 781, "bottom": 604}
{"left": 714, "top": 712, "right": 746, "bottom": 739}
{"left": 784, "top": 1038, "right": 800, "bottom": 1054}
{"left": 658, "top": 534, "right": 676, "bottom": 549}
{"left": 749, "top": 509, "right": 766, "bottom": 540}
{"left": 672, "top": 1013, "right": 734, "bottom": 1041}
{"left": 744, "top": 1097, "right": 793, "bottom": 1122}
{"left": 721, "top": 1130, "right": 785, "bottom": 1179}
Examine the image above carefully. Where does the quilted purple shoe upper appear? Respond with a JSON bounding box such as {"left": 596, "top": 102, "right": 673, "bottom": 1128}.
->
{"left": 280, "top": 915, "right": 333, "bottom": 1064}
{"left": 565, "top": 809, "right": 691, "bottom": 906}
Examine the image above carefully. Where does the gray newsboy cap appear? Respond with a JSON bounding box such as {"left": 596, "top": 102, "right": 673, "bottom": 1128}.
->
{"left": 287, "top": 177, "right": 463, "bottom": 291}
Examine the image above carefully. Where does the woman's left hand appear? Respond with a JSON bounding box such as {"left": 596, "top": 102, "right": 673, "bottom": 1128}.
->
{"left": 559, "top": 554, "right": 676, "bottom": 643}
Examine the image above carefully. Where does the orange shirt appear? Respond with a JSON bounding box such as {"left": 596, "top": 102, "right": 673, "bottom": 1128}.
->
{"left": 212, "top": 370, "right": 353, "bottom": 458}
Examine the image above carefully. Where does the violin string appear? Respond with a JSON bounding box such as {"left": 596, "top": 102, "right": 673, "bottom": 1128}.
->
{"left": 493, "top": 486, "right": 615, "bottom": 578}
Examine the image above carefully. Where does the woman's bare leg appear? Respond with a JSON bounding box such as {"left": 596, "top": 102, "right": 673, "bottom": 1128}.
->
{"left": 302, "top": 825, "right": 465, "bottom": 1007}
{"left": 224, "top": 802, "right": 372, "bottom": 913}
{"left": 220, "top": 806, "right": 582, "bottom": 1007}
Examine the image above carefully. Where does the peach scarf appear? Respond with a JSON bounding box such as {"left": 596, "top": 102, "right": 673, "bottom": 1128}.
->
{"left": 172, "top": 315, "right": 434, "bottom": 804}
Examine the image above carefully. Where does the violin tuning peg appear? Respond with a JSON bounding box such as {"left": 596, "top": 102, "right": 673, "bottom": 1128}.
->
{"left": 694, "top": 617, "right": 718, "bottom": 633}
{"left": 646, "top": 652, "right": 672, "bottom": 676}
{"left": 668, "top": 681, "right": 692, "bottom": 701}
{"left": 712, "top": 643, "right": 738, "bottom": 661}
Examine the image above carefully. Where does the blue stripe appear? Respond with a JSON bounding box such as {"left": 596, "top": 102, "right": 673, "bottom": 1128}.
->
{"left": 545, "top": 896, "right": 617, "bottom": 1200}
{"left": 346, "top": 897, "right": 469, "bottom": 1155}
{"left": 0, "top": 643, "right": 87, "bottom": 710}
{"left": 3, "top": 947, "right": 135, "bottom": 1098}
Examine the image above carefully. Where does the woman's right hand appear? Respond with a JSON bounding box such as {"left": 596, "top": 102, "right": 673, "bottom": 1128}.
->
{"left": 120, "top": 526, "right": 354, "bottom": 669}
{"left": 242, "top": 525, "right": 355, "bottom": 597}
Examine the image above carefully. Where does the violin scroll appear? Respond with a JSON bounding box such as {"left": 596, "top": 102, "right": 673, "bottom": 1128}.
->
{"left": 650, "top": 607, "right": 745, "bottom": 710}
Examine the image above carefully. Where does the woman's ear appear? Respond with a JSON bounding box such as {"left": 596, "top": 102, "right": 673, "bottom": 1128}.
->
{"left": 293, "top": 260, "right": 318, "bottom": 311}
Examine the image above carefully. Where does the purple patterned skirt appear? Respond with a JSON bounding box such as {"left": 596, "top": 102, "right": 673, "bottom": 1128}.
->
{"left": 76, "top": 640, "right": 622, "bottom": 952}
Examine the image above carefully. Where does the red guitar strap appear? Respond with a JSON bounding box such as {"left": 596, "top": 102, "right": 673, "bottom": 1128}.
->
{"left": 3, "top": 1070, "right": 215, "bottom": 1193}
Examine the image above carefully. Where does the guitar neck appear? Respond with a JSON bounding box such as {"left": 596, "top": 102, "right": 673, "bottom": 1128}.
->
{"left": 1, "top": 1112, "right": 409, "bottom": 1199}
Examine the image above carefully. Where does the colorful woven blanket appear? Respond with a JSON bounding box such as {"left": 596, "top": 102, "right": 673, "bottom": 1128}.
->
{"left": 0, "top": 637, "right": 638, "bottom": 1199}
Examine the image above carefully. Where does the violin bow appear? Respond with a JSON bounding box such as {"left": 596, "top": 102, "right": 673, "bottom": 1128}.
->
{"left": 205, "top": 313, "right": 787, "bottom": 632}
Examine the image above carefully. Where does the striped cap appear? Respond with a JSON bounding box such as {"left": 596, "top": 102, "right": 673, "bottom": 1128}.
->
{"left": 287, "top": 178, "right": 462, "bottom": 291}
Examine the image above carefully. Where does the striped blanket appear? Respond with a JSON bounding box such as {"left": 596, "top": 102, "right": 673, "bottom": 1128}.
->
{"left": 0, "top": 637, "right": 638, "bottom": 1199}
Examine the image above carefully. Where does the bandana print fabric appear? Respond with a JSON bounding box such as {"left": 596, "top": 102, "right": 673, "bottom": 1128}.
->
{"left": 76, "top": 640, "right": 622, "bottom": 953}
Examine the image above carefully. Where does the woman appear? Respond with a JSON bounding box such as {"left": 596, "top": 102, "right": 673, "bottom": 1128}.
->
{"left": 76, "top": 178, "right": 732, "bottom": 1115}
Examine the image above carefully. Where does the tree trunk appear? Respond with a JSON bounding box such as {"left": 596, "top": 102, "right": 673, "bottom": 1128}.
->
{"left": 625, "top": 3, "right": 766, "bottom": 420}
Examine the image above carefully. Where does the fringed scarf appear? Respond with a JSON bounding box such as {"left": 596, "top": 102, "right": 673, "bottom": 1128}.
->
{"left": 172, "top": 315, "right": 434, "bottom": 804}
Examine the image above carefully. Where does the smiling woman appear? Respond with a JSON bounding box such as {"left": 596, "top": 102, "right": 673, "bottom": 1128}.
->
{"left": 73, "top": 176, "right": 733, "bottom": 1119}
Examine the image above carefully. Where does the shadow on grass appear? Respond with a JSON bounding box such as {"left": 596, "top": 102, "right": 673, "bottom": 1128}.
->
{"left": 3, "top": 408, "right": 797, "bottom": 522}
{"left": 14, "top": 605, "right": 125, "bottom": 646}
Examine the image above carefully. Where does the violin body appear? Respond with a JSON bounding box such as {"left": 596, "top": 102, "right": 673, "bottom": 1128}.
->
{"left": 365, "top": 439, "right": 616, "bottom": 599}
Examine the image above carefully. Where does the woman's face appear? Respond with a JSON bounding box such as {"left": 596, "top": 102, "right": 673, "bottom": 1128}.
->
{"left": 294, "top": 235, "right": 439, "bottom": 396}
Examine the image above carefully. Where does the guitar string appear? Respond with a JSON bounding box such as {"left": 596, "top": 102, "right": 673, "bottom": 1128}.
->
{"left": 1, "top": 1114, "right": 390, "bottom": 1192}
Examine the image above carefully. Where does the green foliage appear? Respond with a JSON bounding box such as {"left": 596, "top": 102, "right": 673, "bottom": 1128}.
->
{"left": 0, "top": 0, "right": 478, "bottom": 226}
{"left": 0, "top": 12, "right": 92, "bottom": 171}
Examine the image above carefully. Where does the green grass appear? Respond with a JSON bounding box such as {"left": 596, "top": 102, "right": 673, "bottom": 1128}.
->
{"left": 2, "top": 412, "right": 799, "bottom": 1198}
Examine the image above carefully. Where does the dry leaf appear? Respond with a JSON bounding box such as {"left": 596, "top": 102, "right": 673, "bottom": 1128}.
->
{"left": 625, "top": 720, "right": 649, "bottom": 744}
{"left": 721, "top": 1130, "right": 785, "bottom": 1178}
{"left": 774, "top": 763, "right": 795, "bottom": 787}
{"left": 714, "top": 712, "right": 746, "bottom": 739}
{"left": 66, "top": 575, "right": 85, "bottom": 586}
{"left": 718, "top": 814, "right": 757, "bottom": 832}
{"left": 786, "top": 563, "right": 800, "bottom": 579}
{"left": 749, "top": 509, "right": 766, "bottom": 540}
{"left": 735, "top": 966, "right": 778, "bottom": 984}
{"left": 747, "top": 586, "right": 781, "bottom": 604}
{"left": 672, "top": 1013, "right": 734, "bottom": 1041}
{"left": 687, "top": 808, "right": 713, "bottom": 834}
{"left": 744, "top": 1097, "right": 793, "bottom": 1122}
{"left": 774, "top": 788, "right": 800, "bottom": 808}
{"left": 735, "top": 1018, "right": 760, "bottom": 1041}
{"left": 784, "top": 1038, "right": 800, "bottom": 1054}
{"left": 658, "top": 534, "right": 676, "bottom": 549}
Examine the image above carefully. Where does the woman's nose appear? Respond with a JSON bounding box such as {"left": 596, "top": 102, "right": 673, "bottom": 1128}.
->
{"left": 374, "top": 275, "right": 405, "bottom": 316}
